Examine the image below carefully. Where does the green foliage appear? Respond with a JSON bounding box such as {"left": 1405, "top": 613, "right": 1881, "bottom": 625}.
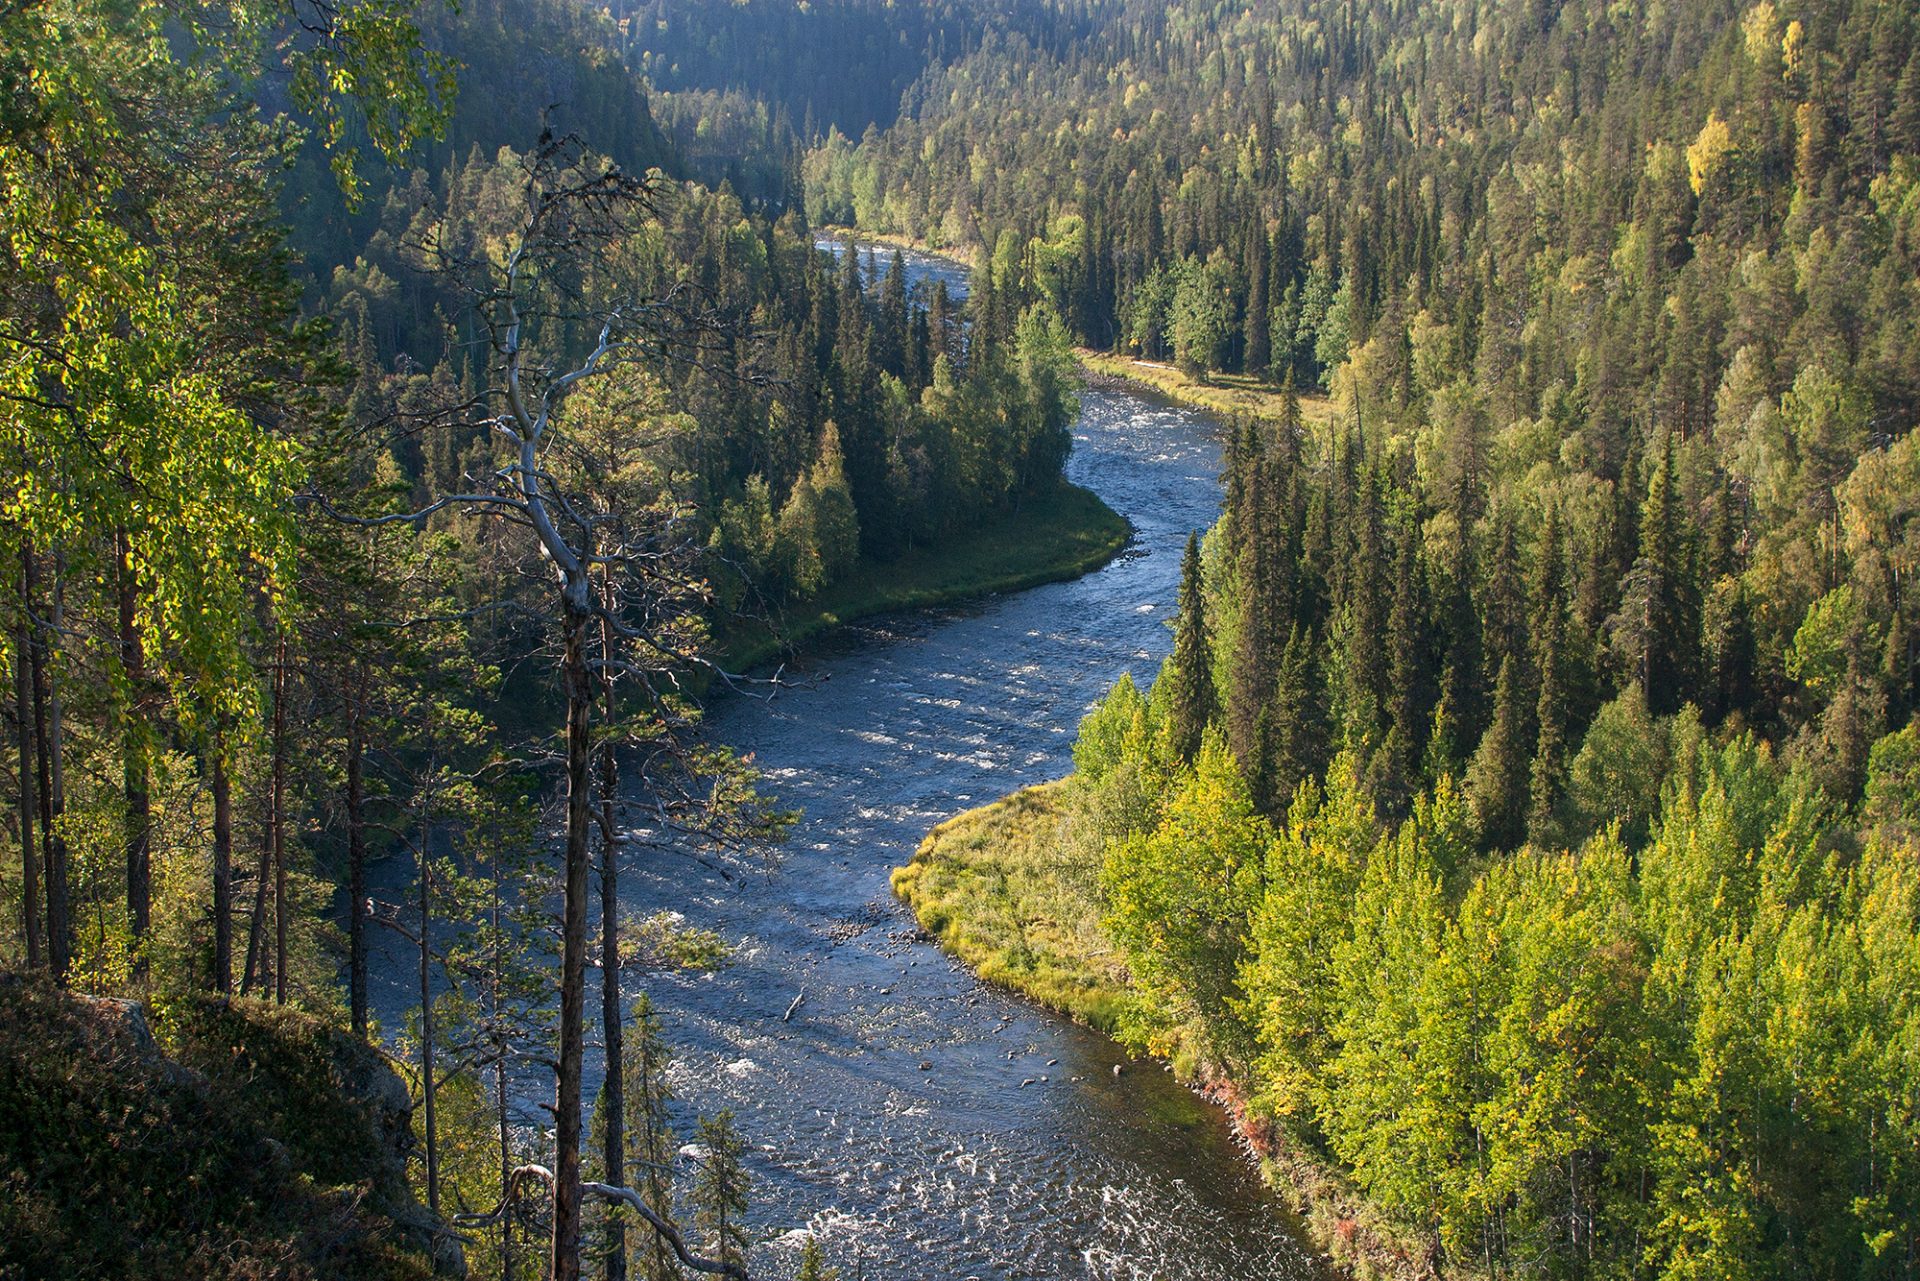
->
{"left": 1566, "top": 683, "right": 1671, "bottom": 849}
{"left": 1100, "top": 732, "right": 1267, "bottom": 1063}
{"left": 1170, "top": 256, "right": 1233, "bottom": 378}
{"left": 1864, "top": 720, "right": 1920, "bottom": 846}
{"left": 796, "top": 1232, "right": 836, "bottom": 1281}
{"left": 1073, "top": 673, "right": 1152, "bottom": 784}
{"left": 628, "top": 912, "right": 733, "bottom": 972}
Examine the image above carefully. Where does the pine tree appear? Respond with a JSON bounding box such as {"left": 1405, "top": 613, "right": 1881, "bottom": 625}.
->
{"left": 1167, "top": 531, "right": 1216, "bottom": 761}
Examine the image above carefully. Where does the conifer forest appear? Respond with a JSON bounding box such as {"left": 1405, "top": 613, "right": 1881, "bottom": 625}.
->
{"left": 3, "top": 0, "right": 1919, "bottom": 1278}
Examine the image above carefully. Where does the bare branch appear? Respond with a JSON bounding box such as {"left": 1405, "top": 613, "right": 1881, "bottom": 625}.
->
{"left": 454, "top": 1164, "right": 750, "bottom": 1280}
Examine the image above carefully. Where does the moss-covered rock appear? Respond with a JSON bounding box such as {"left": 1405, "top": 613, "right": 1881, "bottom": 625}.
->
{"left": 0, "top": 975, "right": 461, "bottom": 1280}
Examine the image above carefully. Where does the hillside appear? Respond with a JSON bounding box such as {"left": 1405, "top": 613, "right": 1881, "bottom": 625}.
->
{"left": 0, "top": 978, "right": 458, "bottom": 1279}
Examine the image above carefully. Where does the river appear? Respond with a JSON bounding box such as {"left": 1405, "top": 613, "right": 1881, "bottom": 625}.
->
{"left": 372, "top": 240, "right": 1329, "bottom": 1279}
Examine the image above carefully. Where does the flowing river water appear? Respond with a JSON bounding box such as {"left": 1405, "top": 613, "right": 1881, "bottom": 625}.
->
{"left": 371, "top": 243, "right": 1329, "bottom": 1279}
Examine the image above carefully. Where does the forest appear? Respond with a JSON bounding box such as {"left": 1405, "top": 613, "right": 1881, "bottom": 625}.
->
{"left": 828, "top": 0, "right": 1920, "bottom": 1275}
{"left": 4, "top": 0, "right": 1919, "bottom": 1277}
{"left": 0, "top": 0, "right": 1083, "bottom": 1276}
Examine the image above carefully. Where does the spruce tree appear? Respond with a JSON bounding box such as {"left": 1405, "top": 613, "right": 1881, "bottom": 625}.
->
{"left": 1611, "top": 436, "right": 1695, "bottom": 715}
{"left": 796, "top": 1235, "right": 836, "bottom": 1281}
{"left": 1168, "top": 531, "right": 1217, "bottom": 761}
{"left": 1378, "top": 501, "right": 1428, "bottom": 808}
{"left": 1436, "top": 467, "right": 1483, "bottom": 759}
{"left": 1466, "top": 653, "right": 1530, "bottom": 849}
{"left": 1227, "top": 419, "right": 1291, "bottom": 771}
{"left": 1527, "top": 507, "right": 1571, "bottom": 846}
{"left": 693, "top": 1112, "right": 750, "bottom": 1272}
{"left": 1341, "top": 468, "right": 1389, "bottom": 754}
{"left": 628, "top": 996, "right": 681, "bottom": 1281}
{"left": 1269, "top": 623, "right": 1330, "bottom": 806}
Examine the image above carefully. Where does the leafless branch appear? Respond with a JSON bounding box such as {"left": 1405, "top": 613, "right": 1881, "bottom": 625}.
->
{"left": 454, "top": 1164, "right": 750, "bottom": 1279}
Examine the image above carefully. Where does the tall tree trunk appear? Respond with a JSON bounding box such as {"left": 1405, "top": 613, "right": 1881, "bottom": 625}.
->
{"left": 27, "top": 550, "right": 70, "bottom": 981}
{"left": 347, "top": 683, "right": 368, "bottom": 1037}
{"left": 494, "top": 857, "right": 516, "bottom": 1281}
{"left": 418, "top": 803, "right": 440, "bottom": 1217}
{"left": 272, "top": 636, "right": 288, "bottom": 1005}
{"left": 241, "top": 816, "right": 271, "bottom": 996}
{"left": 241, "top": 639, "right": 285, "bottom": 998}
{"left": 551, "top": 606, "right": 593, "bottom": 1281}
{"left": 211, "top": 734, "right": 232, "bottom": 994}
{"left": 117, "top": 529, "right": 152, "bottom": 976}
{"left": 14, "top": 613, "right": 40, "bottom": 971}
{"left": 597, "top": 599, "right": 627, "bottom": 1281}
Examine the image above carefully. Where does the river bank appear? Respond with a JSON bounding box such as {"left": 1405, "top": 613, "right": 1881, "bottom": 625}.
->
{"left": 893, "top": 781, "right": 1438, "bottom": 1281}
{"left": 815, "top": 224, "right": 981, "bottom": 269}
{"left": 1077, "top": 349, "right": 1338, "bottom": 430}
{"left": 719, "top": 479, "right": 1130, "bottom": 671}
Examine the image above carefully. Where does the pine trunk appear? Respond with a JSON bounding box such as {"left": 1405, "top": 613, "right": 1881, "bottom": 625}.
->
{"left": 347, "top": 691, "right": 368, "bottom": 1037}
{"left": 212, "top": 738, "right": 233, "bottom": 993}
{"left": 597, "top": 610, "right": 626, "bottom": 1281}
{"left": 272, "top": 637, "right": 288, "bottom": 1005}
{"left": 418, "top": 804, "right": 439, "bottom": 1216}
{"left": 14, "top": 618, "right": 40, "bottom": 971}
{"left": 28, "top": 551, "right": 70, "bottom": 981}
{"left": 117, "top": 529, "right": 151, "bottom": 975}
{"left": 551, "top": 606, "right": 594, "bottom": 1281}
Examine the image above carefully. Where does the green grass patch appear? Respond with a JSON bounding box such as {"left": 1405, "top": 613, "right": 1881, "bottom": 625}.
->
{"left": 720, "top": 480, "right": 1130, "bottom": 671}
{"left": 891, "top": 779, "right": 1131, "bottom": 1034}
{"left": 1077, "top": 349, "right": 1336, "bottom": 429}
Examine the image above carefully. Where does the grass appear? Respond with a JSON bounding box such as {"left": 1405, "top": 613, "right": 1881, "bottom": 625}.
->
{"left": 890, "top": 778, "right": 1132, "bottom": 1034}
{"left": 1077, "top": 348, "right": 1337, "bottom": 429}
{"left": 720, "top": 480, "right": 1131, "bottom": 671}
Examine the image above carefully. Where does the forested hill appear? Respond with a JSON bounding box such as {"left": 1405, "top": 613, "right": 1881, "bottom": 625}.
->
{"left": 602, "top": 0, "right": 1112, "bottom": 142}
{"left": 816, "top": 1, "right": 1920, "bottom": 1277}
{"left": 278, "top": 0, "right": 674, "bottom": 277}
{"left": 821, "top": 0, "right": 1920, "bottom": 433}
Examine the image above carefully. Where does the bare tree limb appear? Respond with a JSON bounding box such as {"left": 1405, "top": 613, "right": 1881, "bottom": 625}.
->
{"left": 454, "top": 1164, "right": 750, "bottom": 1280}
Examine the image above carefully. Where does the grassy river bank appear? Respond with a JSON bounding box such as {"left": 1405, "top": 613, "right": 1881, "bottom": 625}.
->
{"left": 1075, "top": 350, "right": 1337, "bottom": 430}
{"left": 893, "top": 781, "right": 1440, "bottom": 1281}
{"left": 720, "top": 480, "right": 1131, "bottom": 672}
